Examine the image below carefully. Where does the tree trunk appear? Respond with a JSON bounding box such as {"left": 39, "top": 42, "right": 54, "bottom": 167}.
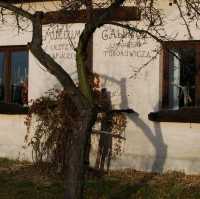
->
{"left": 63, "top": 108, "right": 94, "bottom": 199}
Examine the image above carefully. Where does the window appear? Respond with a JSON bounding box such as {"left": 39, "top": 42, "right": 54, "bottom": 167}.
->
{"left": 149, "top": 41, "right": 200, "bottom": 123}
{"left": 0, "top": 46, "right": 28, "bottom": 114}
{"left": 162, "top": 41, "right": 200, "bottom": 109}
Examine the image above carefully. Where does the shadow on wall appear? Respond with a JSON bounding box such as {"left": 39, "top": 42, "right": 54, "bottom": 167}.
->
{"left": 100, "top": 75, "right": 167, "bottom": 173}
{"left": 128, "top": 114, "right": 167, "bottom": 172}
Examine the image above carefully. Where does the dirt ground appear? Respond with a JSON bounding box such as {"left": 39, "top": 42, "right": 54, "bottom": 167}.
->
{"left": 1, "top": 158, "right": 200, "bottom": 199}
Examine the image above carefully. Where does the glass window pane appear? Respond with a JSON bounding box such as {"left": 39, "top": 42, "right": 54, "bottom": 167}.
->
{"left": 0, "top": 52, "right": 4, "bottom": 102}
{"left": 11, "top": 51, "right": 28, "bottom": 105}
{"left": 168, "top": 47, "right": 196, "bottom": 109}
{"left": 168, "top": 49, "right": 181, "bottom": 109}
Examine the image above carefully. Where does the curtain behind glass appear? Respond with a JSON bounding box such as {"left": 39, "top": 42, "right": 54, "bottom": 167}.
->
{"left": 168, "top": 49, "right": 180, "bottom": 109}
{"left": 168, "top": 47, "right": 196, "bottom": 109}
{"left": 11, "top": 51, "right": 28, "bottom": 105}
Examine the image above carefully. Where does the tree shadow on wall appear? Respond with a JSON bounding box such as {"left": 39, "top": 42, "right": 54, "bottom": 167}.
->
{"left": 95, "top": 88, "right": 113, "bottom": 172}
{"left": 120, "top": 77, "right": 167, "bottom": 172}
{"left": 96, "top": 75, "right": 167, "bottom": 173}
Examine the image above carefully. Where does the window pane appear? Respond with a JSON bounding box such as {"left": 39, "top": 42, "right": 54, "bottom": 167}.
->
{"left": 168, "top": 49, "right": 181, "bottom": 109}
{"left": 168, "top": 47, "right": 196, "bottom": 109}
{"left": 0, "top": 52, "right": 4, "bottom": 102}
{"left": 11, "top": 51, "right": 28, "bottom": 105}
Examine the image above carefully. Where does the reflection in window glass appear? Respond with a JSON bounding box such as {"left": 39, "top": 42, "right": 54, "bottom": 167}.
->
{"left": 11, "top": 51, "right": 28, "bottom": 105}
{"left": 0, "top": 53, "right": 4, "bottom": 102}
{"left": 168, "top": 48, "right": 196, "bottom": 109}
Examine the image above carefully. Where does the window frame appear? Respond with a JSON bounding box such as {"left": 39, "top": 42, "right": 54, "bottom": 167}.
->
{"left": 149, "top": 40, "right": 200, "bottom": 123}
{"left": 0, "top": 45, "right": 29, "bottom": 114}
{"left": 161, "top": 41, "right": 200, "bottom": 109}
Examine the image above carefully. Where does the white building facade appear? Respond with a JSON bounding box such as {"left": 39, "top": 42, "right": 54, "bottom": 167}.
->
{"left": 0, "top": 0, "right": 200, "bottom": 174}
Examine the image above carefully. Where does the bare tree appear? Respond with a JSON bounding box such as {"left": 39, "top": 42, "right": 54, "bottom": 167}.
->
{"left": 0, "top": 0, "right": 198, "bottom": 198}
{"left": 0, "top": 1, "right": 131, "bottom": 199}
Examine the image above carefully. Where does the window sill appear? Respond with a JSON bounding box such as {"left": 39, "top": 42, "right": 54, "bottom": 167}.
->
{"left": 148, "top": 107, "right": 200, "bottom": 123}
{"left": 0, "top": 103, "right": 28, "bottom": 115}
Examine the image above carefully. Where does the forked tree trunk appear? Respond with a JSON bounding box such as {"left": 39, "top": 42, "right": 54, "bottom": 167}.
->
{"left": 28, "top": 3, "right": 126, "bottom": 199}
{"left": 64, "top": 109, "right": 94, "bottom": 199}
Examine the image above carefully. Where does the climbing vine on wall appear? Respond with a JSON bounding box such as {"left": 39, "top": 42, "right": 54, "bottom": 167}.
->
{"left": 24, "top": 88, "right": 80, "bottom": 172}
{"left": 92, "top": 73, "right": 127, "bottom": 171}
{"left": 24, "top": 72, "right": 127, "bottom": 173}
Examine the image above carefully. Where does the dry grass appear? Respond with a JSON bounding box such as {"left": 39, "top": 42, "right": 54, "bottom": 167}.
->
{"left": 1, "top": 158, "right": 200, "bottom": 199}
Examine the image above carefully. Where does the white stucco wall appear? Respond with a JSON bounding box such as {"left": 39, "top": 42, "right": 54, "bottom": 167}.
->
{"left": 91, "top": 0, "right": 200, "bottom": 174}
{"left": 0, "top": 0, "right": 200, "bottom": 174}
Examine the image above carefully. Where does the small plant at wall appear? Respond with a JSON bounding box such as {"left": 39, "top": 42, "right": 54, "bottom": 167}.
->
{"left": 24, "top": 88, "right": 80, "bottom": 173}
{"left": 24, "top": 73, "right": 127, "bottom": 173}
{"left": 92, "top": 74, "right": 127, "bottom": 171}
{"left": 111, "top": 112, "right": 127, "bottom": 159}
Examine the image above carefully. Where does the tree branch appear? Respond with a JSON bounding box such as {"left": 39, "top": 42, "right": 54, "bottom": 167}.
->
{"left": 30, "top": 12, "right": 89, "bottom": 110}
{"left": 76, "top": 0, "right": 126, "bottom": 104}
{"left": 175, "top": 0, "right": 193, "bottom": 40}
{"left": 0, "top": 1, "right": 33, "bottom": 21}
{"left": 0, "top": 3, "right": 91, "bottom": 110}
{"left": 107, "top": 22, "right": 164, "bottom": 43}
